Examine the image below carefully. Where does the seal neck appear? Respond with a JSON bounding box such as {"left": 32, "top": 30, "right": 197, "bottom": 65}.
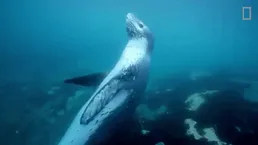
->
{"left": 127, "top": 37, "right": 153, "bottom": 53}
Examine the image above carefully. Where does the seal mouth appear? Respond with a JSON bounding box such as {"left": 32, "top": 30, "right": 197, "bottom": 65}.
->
{"left": 126, "top": 13, "right": 135, "bottom": 28}
{"left": 126, "top": 13, "right": 142, "bottom": 38}
{"left": 126, "top": 13, "right": 140, "bottom": 26}
{"left": 126, "top": 13, "right": 134, "bottom": 21}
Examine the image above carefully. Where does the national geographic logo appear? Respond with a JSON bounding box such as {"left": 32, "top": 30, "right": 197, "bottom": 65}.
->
{"left": 242, "top": 6, "right": 252, "bottom": 20}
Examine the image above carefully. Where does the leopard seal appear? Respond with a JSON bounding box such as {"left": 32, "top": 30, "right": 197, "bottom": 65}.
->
{"left": 58, "top": 12, "right": 154, "bottom": 145}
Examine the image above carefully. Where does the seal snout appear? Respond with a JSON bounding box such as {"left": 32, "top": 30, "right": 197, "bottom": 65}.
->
{"left": 126, "top": 13, "right": 136, "bottom": 22}
{"left": 125, "top": 12, "right": 152, "bottom": 39}
{"left": 126, "top": 13, "right": 134, "bottom": 19}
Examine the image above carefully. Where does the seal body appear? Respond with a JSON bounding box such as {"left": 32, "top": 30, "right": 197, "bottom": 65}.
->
{"left": 58, "top": 13, "right": 154, "bottom": 145}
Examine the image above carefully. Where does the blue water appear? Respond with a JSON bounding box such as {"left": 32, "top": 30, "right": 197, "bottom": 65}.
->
{"left": 1, "top": 0, "right": 257, "bottom": 82}
{"left": 0, "top": 0, "right": 258, "bottom": 144}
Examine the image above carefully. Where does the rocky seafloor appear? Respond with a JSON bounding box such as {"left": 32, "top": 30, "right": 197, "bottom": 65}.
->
{"left": 0, "top": 70, "right": 258, "bottom": 145}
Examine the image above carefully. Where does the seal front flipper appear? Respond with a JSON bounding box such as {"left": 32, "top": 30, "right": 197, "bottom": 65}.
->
{"left": 80, "top": 67, "right": 137, "bottom": 124}
{"left": 64, "top": 72, "right": 108, "bottom": 87}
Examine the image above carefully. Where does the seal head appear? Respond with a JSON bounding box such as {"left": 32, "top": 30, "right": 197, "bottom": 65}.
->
{"left": 126, "top": 13, "right": 153, "bottom": 46}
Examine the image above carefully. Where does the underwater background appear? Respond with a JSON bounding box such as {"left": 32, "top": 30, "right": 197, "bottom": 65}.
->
{"left": 1, "top": 0, "right": 258, "bottom": 145}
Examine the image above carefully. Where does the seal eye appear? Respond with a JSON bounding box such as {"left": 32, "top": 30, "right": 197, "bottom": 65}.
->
{"left": 138, "top": 23, "right": 144, "bottom": 28}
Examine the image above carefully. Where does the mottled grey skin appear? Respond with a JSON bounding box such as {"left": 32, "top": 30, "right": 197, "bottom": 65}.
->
{"left": 58, "top": 13, "right": 154, "bottom": 145}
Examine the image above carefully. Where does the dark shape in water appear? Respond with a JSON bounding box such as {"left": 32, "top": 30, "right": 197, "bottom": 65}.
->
{"left": 64, "top": 72, "right": 107, "bottom": 87}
